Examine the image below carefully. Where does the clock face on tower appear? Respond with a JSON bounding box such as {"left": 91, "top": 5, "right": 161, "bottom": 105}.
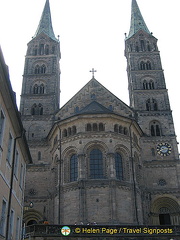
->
{"left": 157, "top": 143, "right": 172, "bottom": 156}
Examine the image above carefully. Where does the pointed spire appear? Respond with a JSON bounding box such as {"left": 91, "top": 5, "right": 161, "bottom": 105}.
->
{"left": 127, "top": 0, "right": 151, "bottom": 39}
{"left": 34, "top": 0, "right": 58, "bottom": 41}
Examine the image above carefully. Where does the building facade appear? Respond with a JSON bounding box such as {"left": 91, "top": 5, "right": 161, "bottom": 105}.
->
{"left": 0, "top": 47, "right": 31, "bottom": 240}
{"left": 21, "top": 0, "right": 180, "bottom": 227}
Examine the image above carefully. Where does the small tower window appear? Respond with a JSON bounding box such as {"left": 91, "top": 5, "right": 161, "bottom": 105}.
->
{"left": 150, "top": 121, "right": 161, "bottom": 136}
{"left": 41, "top": 65, "right": 46, "bottom": 74}
{"left": 35, "top": 65, "right": 40, "bottom": 74}
{"left": 140, "top": 40, "right": 145, "bottom": 51}
{"left": 40, "top": 84, "right": 45, "bottom": 94}
{"left": 33, "top": 84, "right": 38, "bottom": 94}
{"left": 39, "top": 44, "right": 44, "bottom": 55}
{"left": 45, "top": 45, "right": 49, "bottom": 55}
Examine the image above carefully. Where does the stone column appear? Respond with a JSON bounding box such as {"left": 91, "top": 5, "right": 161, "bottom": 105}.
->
{"left": 107, "top": 153, "right": 116, "bottom": 179}
{"left": 78, "top": 154, "right": 86, "bottom": 180}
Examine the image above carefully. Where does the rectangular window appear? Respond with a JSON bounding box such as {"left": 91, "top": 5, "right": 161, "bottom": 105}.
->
{"left": 14, "top": 150, "right": 19, "bottom": 178}
{"left": 0, "top": 199, "right": 7, "bottom": 236}
{"left": 0, "top": 110, "right": 5, "bottom": 146}
{"left": 15, "top": 217, "right": 21, "bottom": 240}
{"left": 9, "top": 209, "right": 14, "bottom": 239}
{"left": 19, "top": 164, "right": 24, "bottom": 189}
{"left": 7, "top": 133, "right": 13, "bottom": 165}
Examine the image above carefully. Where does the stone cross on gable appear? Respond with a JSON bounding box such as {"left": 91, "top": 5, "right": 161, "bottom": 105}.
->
{"left": 90, "top": 68, "right": 97, "bottom": 78}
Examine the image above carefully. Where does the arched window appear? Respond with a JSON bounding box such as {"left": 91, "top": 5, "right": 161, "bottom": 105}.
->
{"left": 34, "top": 46, "right": 38, "bottom": 55}
{"left": 149, "top": 80, "right": 155, "bottom": 89}
{"left": 90, "top": 149, "right": 103, "bottom": 179}
{"left": 99, "top": 123, "right": 104, "bottom": 131}
{"left": 63, "top": 129, "right": 67, "bottom": 137}
{"left": 140, "top": 40, "right": 145, "bottom": 51}
{"left": 115, "top": 153, "right": 123, "bottom": 180}
{"left": 31, "top": 104, "right": 37, "bottom": 115}
{"left": 86, "top": 123, "right": 92, "bottom": 131}
{"left": 39, "top": 84, "right": 45, "bottom": 94}
{"left": 150, "top": 121, "right": 161, "bottom": 136}
{"left": 146, "top": 99, "right": 151, "bottom": 111}
{"left": 33, "top": 84, "right": 38, "bottom": 94}
{"left": 140, "top": 61, "right": 145, "bottom": 70}
{"left": 39, "top": 44, "right": 44, "bottom": 55}
{"left": 70, "top": 154, "right": 78, "bottom": 182}
{"left": 72, "top": 126, "right": 77, "bottom": 135}
{"left": 41, "top": 64, "right": 46, "bottom": 74}
{"left": 35, "top": 65, "right": 40, "bottom": 74}
{"left": 93, "top": 123, "right": 98, "bottom": 131}
{"left": 146, "top": 61, "right": 152, "bottom": 70}
{"left": 152, "top": 99, "right": 158, "bottom": 111}
{"left": 114, "top": 124, "right": 118, "bottom": 133}
{"left": 135, "top": 42, "right": 139, "bottom": 52}
{"left": 68, "top": 127, "right": 72, "bottom": 136}
{"left": 39, "top": 104, "right": 43, "bottom": 115}
{"left": 119, "top": 125, "right": 123, "bottom": 134}
{"left": 143, "top": 80, "right": 148, "bottom": 89}
{"left": 124, "top": 127, "right": 128, "bottom": 135}
{"left": 45, "top": 45, "right": 49, "bottom": 55}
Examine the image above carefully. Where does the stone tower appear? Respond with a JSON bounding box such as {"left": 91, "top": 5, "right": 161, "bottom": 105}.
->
{"left": 125, "top": 0, "right": 180, "bottom": 225}
{"left": 20, "top": 0, "right": 60, "bottom": 162}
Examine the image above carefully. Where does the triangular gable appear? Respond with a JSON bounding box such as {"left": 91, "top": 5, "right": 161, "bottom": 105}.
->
{"left": 57, "top": 78, "right": 134, "bottom": 120}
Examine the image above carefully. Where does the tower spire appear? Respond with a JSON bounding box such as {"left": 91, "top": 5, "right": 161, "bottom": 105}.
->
{"left": 34, "top": 0, "right": 58, "bottom": 41}
{"left": 128, "top": 0, "right": 150, "bottom": 39}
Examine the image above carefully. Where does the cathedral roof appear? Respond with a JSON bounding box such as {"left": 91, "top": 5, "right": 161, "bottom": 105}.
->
{"left": 127, "top": 0, "right": 151, "bottom": 39}
{"left": 34, "top": 0, "right": 58, "bottom": 41}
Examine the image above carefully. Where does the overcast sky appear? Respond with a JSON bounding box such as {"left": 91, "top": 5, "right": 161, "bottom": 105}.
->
{"left": 0, "top": 0, "right": 180, "bottom": 148}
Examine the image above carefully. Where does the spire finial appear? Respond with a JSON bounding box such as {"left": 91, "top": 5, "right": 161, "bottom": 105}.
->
{"left": 127, "top": 0, "right": 150, "bottom": 39}
{"left": 90, "top": 68, "right": 97, "bottom": 78}
{"left": 34, "top": 0, "right": 58, "bottom": 41}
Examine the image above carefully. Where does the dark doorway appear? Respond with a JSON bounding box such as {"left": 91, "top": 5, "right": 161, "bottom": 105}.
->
{"left": 159, "top": 213, "right": 171, "bottom": 225}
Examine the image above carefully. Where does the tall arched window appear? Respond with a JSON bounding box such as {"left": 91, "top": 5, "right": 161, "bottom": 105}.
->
{"left": 150, "top": 121, "right": 161, "bottom": 136}
{"left": 39, "top": 84, "right": 45, "bottom": 94}
{"left": 70, "top": 154, "right": 78, "bottom": 182}
{"left": 41, "top": 64, "right": 46, "bottom": 74}
{"left": 35, "top": 65, "right": 40, "bottom": 74}
{"left": 149, "top": 80, "right": 155, "bottom": 89}
{"left": 39, "top": 104, "right": 43, "bottom": 115}
{"left": 90, "top": 149, "right": 103, "bottom": 179}
{"left": 115, "top": 153, "right": 123, "bottom": 180}
{"left": 33, "top": 84, "right": 38, "bottom": 94}
{"left": 143, "top": 80, "right": 148, "bottom": 89}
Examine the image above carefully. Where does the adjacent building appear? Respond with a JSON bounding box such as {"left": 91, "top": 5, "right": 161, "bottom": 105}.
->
{"left": 21, "top": 0, "right": 180, "bottom": 228}
{"left": 0, "top": 47, "right": 32, "bottom": 240}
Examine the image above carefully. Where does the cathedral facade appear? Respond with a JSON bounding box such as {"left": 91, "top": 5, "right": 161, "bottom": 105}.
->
{"left": 21, "top": 0, "right": 180, "bottom": 226}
